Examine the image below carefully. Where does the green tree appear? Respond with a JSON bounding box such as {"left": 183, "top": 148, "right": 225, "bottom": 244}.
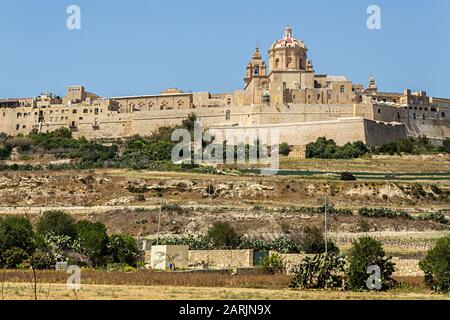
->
{"left": 419, "top": 235, "right": 450, "bottom": 293}
{"left": 206, "top": 222, "right": 241, "bottom": 248}
{"left": 107, "top": 234, "right": 140, "bottom": 267}
{"left": 3, "top": 247, "right": 29, "bottom": 268}
{"left": 300, "top": 226, "right": 339, "bottom": 254}
{"left": 76, "top": 221, "right": 109, "bottom": 266}
{"left": 35, "top": 211, "right": 77, "bottom": 246}
{"left": 279, "top": 142, "right": 292, "bottom": 156}
{"left": 0, "top": 216, "right": 34, "bottom": 266}
{"left": 346, "top": 236, "right": 396, "bottom": 291}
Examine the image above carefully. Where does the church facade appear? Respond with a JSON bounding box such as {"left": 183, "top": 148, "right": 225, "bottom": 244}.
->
{"left": 1, "top": 26, "right": 449, "bottom": 146}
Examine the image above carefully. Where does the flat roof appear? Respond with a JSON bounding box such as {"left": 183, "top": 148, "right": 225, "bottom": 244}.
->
{"left": 111, "top": 92, "right": 192, "bottom": 99}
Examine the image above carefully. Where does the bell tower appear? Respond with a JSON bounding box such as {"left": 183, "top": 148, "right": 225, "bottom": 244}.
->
{"left": 244, "top": 46, "right": 267, "bottom": 87}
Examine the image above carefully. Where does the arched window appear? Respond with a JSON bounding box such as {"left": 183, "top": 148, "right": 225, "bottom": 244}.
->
{"left": 254, "top": 66, "right": 259, "bottom": 75}
{"left": 287, "top": 57, "right": 292, "bottom": 68}
{"left": 275, "top": 58, "right": 280, "bottom": 68}
{"left": 225, "top": 110, "right": 231, "bottom": 120}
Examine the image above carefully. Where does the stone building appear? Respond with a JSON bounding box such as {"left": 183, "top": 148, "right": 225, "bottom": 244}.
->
{"left": 0, "top": 26, "right": 448, "bottom": 146}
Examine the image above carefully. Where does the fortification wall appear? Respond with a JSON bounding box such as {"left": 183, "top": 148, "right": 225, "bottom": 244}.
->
{"left": 209, "top": 118, "right": 368, "bottom": 146}
{"left": 364, "top": 120, "right": 408, "bottom": 146}
{"left": 188, "top": 250, "right": 254, "bottom": 269}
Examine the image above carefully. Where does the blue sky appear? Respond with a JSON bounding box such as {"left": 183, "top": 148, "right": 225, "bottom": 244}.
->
{"left": 0, "top": 0, "right": 449, "bottom": 98}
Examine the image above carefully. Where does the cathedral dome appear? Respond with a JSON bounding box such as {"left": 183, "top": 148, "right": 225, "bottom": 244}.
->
{"left": 271, "top": 25, "right": 306, "bottom": 49}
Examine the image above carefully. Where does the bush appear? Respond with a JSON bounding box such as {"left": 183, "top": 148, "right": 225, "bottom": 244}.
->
{"left": 0, "top": 216, "right": 34, "bottom": 264}
{"left": 206, "top": 222, "right": 241, "bottom": 249}
{"left": 358, "top": 207, "right": 412, "bottom": 220}
{"left": 29, "top": 249, "right": 56, "bottom": 270}
{"left": 346, "top": 237, "right": 396, "bottom": 291}
{"left": 290, "top": 254, "right": 346, "bottom": 290}
{"left": 0, "top": 145, "right": 12, "bottom": 160}
{"left": 279, "top": 142, "right": 292, "bottom": 156}
{"left": 419, "top": 235, "right": 450, "bottom": 293}
{"left": 374, "top": 136, "right": 438, "bottom": 155}
{"left": 3, "top": 247, "right": 29, "bottom": 269}
{"left": 340, "top": 172, "right": 356, "bottom": 181}
{"left": 76, "top": 221, "right": 109, "bottom": 266}
{"left": 258, "top": 253, "right": 285, "bottom": 274}
{"left": 299, "top": 226, "right": 339, "bottom": 254}
{"left": 35, "top": 211, "right": 77, "bottom": 243}
{"left": 306, "top": 137, "right": 368, "bottom": 159}
{"left": 161, "top": 202, "right": 184, "bottom": 213}
{"left": 107, "top": 234, "right": 140, "bottom": 267}
{"left": 417, "top": 212, "right": 448, "bottom": 225}
{"left": 440, "top": 138, "right": 450, "bottom": 153}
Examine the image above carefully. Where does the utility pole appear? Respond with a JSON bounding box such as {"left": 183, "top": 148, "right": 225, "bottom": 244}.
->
{"left": 324, "top": 195, "right": 328, "bottom": 255}
{"left": 156, "top": 196, "right": 163, "bottom": 245}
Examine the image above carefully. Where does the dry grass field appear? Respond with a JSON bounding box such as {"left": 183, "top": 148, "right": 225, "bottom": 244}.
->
{"left": 1, "top": 282, "right": 448, "bottom": 300}
{"left": 1, "top": 270, "right": 447, "bottom": 300}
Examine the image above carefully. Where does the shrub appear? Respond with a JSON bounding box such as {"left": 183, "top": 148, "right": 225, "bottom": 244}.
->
{"left": 35, "top": 211, "right": 77, "bottom": 242}
{"left": 0, "top": 145, "right": 12, "bottom": 160}
{"left": 306, "top": 137, "right": 369, "bottom": 159}
{"left": 205, "top": 222, "right": 241, "bottom": 249}
{"left": 358, "top": 207, "right": 411, "bottom": 219}
{"left": 279, "top": 142, "right": 292, "bottom": 156}
{"left": 346, "top": 237, "right": 396, "bottom": 291}
{"left": 340, "top": 172, "right": 356, "bottom": 181}
{"left": 374, "top": 136, "right": 437, "bottom": 155}
{"left": 3, "top": 247, "right": 29, "bottom": 269}
{"left": 267, "top": 237, "right": 299, "bottom": 254}
{"left": 290, "top": 253, "right": 346, "bottom": 290}
{"left": 419, "top": 235, "right": 450, "bottom": 293}
{"left": 440, "top": 138, "right": 450, "bottom": 153}
{"left": 300, "top": 226, "right": 339, "bottom": 254}
{"left": 258, "top": 253, "right": 285, "bottom": 274}
{"left": 29, "top": 249, "right": 56, "bottom": 270}
{"left": 76, "top": 221, "right": 109, "bottom": 266}
{"left": 161, "top": 202, "right": 184, "bottom": 213}
{"left": 0, "top": 216, "right": 34, "bottom": 263}
{"left": 107, "top": 234, "right": 140, "bottom": 267}
{"left": 154, "top": 235, "right": 214, "bottom": 250}
{"left": 417, "top": 212, "right": 448, "bottom": 225}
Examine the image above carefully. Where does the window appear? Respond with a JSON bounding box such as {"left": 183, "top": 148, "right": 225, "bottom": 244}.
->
{"left": 286, "top": 57, "right": 292, "bottom": 68}
{"left": 275, "top": 58, "right": 280, "bottom": 68}
{"left": 254, "top": 66, "right": 259, "bottom": 75}
{"left": 413, "top": 113, "right": 416, "bottom": 119}
{"left": 442, "top": 112, "right": 446, "bottom": 118}
{"left": 72, "top": 109, "right": 77, "bottom": 114}
{"left": 377, "top": 109, "right": 381, "bottom": 114}
{"left": 16, "top": 124, "right": 20, "bottom": 130}
{"left": 340, "top": 85, "right": 345, "bottom": 93}
{"left": 225, "top": 110, "right": 231, "bottom": 120}
{"left": 423, "top": 114, "right": 426, "bottom": 120}
{"left": 83, "top": 109, "right": 88, "bottom": 113}
{"left": 94, "top": 108, "right": 99, "bottom": 115}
